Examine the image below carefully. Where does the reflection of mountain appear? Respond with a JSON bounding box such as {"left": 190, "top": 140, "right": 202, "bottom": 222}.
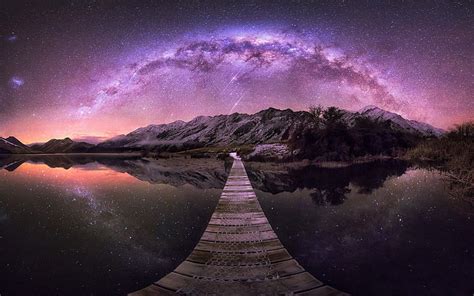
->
{"left": 310, "top": 187, "right": 351, "bottom": 206}
{"left": 246, "top": 160, "right": 409, "bottom": 193}
{"left": 1, "top": 155, "right": 408, "bottom": 204}
{"left": 246, "top": 160, "right": 409, "bottom": 205}
{"left": 0, "top": 154, "right": 143, "bottom": 170}
{"left": 2, "top": 159, "right": 25, "bottom": 171}
{"left": 102, "top": 158, "right": 230, "bottom": 189}
{"left": 0, "top": 154, "right": 231, "bottom": 189}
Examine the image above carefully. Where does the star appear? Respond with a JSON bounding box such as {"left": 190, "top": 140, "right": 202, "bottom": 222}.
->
{"left": 0, "top": 1, "right": 471, "bottom": 143}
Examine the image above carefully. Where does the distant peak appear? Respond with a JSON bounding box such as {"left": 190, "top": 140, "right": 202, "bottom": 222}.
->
{"left": 46, "top": 137, "right": 73, "bottom": 144}
{"left": 257, "top": 107, "right": 285, "bottom": 114}
{"left": 358, "top": 105, "right": 383, "bottom": 113}
{"left": 5, "top": 136, "right": 26, "bottom": 146}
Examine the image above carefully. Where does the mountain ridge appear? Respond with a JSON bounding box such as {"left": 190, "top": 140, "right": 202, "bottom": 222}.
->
{"left": 97, "top": 105, "right": 444, "bottom": 152}
{"left": 96, "top": 107, "right": 314, "bottom": 152}
{"left": 351, "top": 105, "right": 444, "bottom": 137}
{"left": 0, "top": 137, "right": 33, "bottom": 154}
{"left": 30, "top": 138, "right": 95, "bottom": 153}
{"left": 1, "top": 106, "right": 445, "bottom": 154}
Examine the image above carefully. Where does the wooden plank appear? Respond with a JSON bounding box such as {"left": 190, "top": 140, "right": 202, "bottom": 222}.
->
{"left": 194, "top": 239, "right": 284, "bottom": 253}
{"left": 129, "top": 158, "right": 349, "bottom": 295}
{"left": 296, "top": 285, "right": 351, "bottom": 295}
{"left": 154, "top": 271, "right": 325, "bottom": 295}
{"left": 155, "top": 272, "right": 196, "bottom": 291}
{"left": 186, "top": 248, "right": 292, "bottom": 265}
{"left": 128, "top": 284, "right": 176, "bottom": 295}
{"left": 278, "top": 272, "right": 324, "bottom": 292}
{"left": 208, "top": 217, "right": 269, "bottom": 226}
{"left": 174, "top": 259, "right": 305, "bottom": 280}
{"left": 205, "top": 223, "right": 273, "bottom": 233}
{"left": 201, "top": 230, "right": 278, "bottom": 242}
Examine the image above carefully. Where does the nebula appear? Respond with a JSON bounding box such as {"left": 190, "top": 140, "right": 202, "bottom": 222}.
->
{"left": 77, "top": 32, "right": 403, "bottom": 119}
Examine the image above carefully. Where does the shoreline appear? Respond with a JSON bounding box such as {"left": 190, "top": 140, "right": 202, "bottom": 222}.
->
{"left": 0, "top": 152, "right": 400, "bottom": 163}
{"left": 0, "top": 152, "right": 143, "bottom": 157}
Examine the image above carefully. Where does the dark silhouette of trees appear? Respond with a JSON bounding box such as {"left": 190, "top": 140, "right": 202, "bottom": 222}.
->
{"left": 322, "top": 106, "right": 344, "bottom": 127}
{"left": 308, "top": 104, "right": 323, "bottom": 127}
{"left": 448, "top": 121, "right": 474, "bottom": 139}
{"left": 289, "top": 106, "right": 419, "bottom": 161}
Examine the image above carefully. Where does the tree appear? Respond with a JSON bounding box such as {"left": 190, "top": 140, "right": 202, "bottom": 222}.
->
{"left": 322, "top": 106, "right": 344, "bottom": 126}
{"left": 308, "top": 104, "right": 324, "bottom": 127}
{"left": 450, "top": 121, "right": 474, "bottom": 139}
{"left": 354, "top": 116, "right": 378, "bottom": 129}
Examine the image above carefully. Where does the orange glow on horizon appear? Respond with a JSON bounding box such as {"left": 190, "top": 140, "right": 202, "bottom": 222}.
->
{"left": 8, "top": 162, "right": 139, "bottom": 186}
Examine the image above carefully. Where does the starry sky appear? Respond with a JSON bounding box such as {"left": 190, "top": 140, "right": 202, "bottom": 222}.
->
{"left": 1, "top": 0, "right": 472, "bottom": 144}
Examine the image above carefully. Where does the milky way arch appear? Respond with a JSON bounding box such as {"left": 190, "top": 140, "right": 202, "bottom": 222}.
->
{"left": 78, "top": 31, "right": 400, "bottom": 119}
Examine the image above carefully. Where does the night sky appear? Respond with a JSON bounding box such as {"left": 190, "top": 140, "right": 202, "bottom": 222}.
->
{"left": 1, "top": 1, "right": 472, "bottom": 143}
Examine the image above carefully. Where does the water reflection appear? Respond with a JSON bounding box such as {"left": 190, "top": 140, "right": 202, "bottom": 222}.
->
{"left": 0, "top": 154, "right": 230, "bottom": 189}
{"left": 0, "top": 156, "right": 223, "bottom": 295}
{"left": 0, "top": 155, "right": 410, "bottom": 206}
{"left": 256, "top": 169, "right": 474, "bottom": 296}
{"left": 0, "top": 155, "right": 472, "bottom": 296}
{"left": 245, "top": 160, "right": 409, "bottom": 206}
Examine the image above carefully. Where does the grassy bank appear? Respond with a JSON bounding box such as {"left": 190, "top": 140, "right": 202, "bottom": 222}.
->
{"left": 406, "top": 122, "right": 474, "bottom": 206}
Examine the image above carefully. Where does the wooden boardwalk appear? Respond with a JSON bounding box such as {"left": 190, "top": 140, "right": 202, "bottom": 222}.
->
{"left": 130, "top": 155, "right": 348, "bottom": 295}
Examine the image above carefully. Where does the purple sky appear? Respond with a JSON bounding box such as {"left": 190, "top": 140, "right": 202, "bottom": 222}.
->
{"left": 1, "top": 1, "right": 472, "bottom": 143}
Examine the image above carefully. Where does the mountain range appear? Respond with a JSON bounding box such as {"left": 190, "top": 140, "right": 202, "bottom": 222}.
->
{"left": 345, "top": 105, "right": 444, "bottom": 137}
{"left": 0, "top": 105, "right": 444, "bottom": 154}
{"left": 0, "top": 136, "right": 33, "bottom": 154}
{"left": 30, "top": 138, "right": 94, "bottom": 153}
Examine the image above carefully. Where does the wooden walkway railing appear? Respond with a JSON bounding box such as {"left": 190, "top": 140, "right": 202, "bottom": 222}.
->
{"left": 130, "top": 156, "right": 348, "bottom": 295}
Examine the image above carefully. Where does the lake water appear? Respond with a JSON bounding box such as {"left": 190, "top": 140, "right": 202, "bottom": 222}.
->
{"left": 0, "top": 155, "right": 472, "bottom": 295}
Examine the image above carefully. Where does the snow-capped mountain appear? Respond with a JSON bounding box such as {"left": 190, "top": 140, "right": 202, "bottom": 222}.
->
{"left": 5, "top": 136, "right": 30, "bottom": 149}
{"left": 346, "top": 105, "right": 445, "bottom": 137}
{"left": 0, "top": 137, "right": 32, "bottom": 154}
{"left": 97, "top": 108, "right": 315, "bottom": 151}
{"left": 98, "top": 105, "right": 444, "bottom": 152}
{"left": 1, "top": 106, "right": 445, "bottom": 154}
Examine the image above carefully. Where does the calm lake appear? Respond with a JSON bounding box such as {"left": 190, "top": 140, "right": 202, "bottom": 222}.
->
{"left": 0, "top": 155, "right": 472, "bottom": 295}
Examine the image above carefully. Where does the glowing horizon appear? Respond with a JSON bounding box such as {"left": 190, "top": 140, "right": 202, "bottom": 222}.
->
{"left": 1, "top": 2, "right": 472, "bottom": 144}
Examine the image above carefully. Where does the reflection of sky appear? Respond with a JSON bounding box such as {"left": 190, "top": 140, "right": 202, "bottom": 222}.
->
{"left": 1, "top": 162, "right": 154, "bottom": 256}
{"left": 14, "top": 162, "right": 136, "bottom": 186}
{"left": 1, "top": 159, "right": 472, "bottom": 294}
{"left": 0, "top": 208, "right": 7, "bottom": 222}
{"left": 258, "top": 169, "right": 473, "bottom": 295}
{"left": 0, "top": 161, "right": 220, "bottom": 294}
